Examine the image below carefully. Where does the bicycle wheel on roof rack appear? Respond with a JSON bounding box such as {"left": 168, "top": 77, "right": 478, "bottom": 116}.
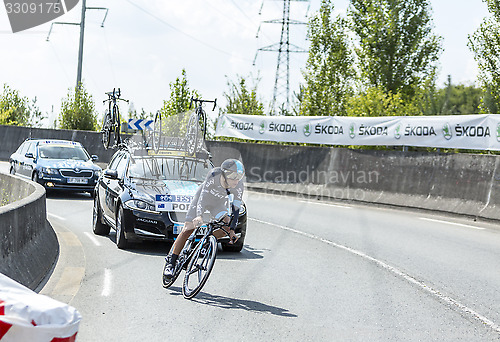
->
{"left": 152, "top": 111, "right": 162, "bottom": 153}
{"left": 113, "top": 104, "right": 121, "bottom": 146}
{"left": 184, "top": 113, "right": 199, "bottom": 155}
{"left": 101, "top": 112, "right": 112, "bottom": 149}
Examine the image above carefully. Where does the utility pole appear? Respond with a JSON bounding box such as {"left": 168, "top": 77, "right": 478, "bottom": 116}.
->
{"left": 47, "top": 2, "right": 108, "bottom": 90}
{"left": 76, "top": 0, "right": 86, "bottom": 90}
{"left": 254, "top": 0, "right": 309, "bottom": 115}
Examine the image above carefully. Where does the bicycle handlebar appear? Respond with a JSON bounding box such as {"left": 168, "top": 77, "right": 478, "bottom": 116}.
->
{"left": 190, "top": 97, "right": 217, "bottom": 111}
{"left": 103, "top": 88, "right": 129, "bottom": 104}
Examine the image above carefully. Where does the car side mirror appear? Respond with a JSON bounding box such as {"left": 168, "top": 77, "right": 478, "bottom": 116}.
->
{"left": 25, "top": 152, "right": 34, "bottom": 159}
{"left": 104, "top": 169, "right": 118, "bottom": 180}
{"left": 91, "top": 155, "right": 99, "bottom": 161}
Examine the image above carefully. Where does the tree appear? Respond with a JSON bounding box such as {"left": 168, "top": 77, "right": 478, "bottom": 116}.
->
{"left": 0, "top": 84, "right": 44, "bottom": 127}
{"left": 348, "top": 0, "right": 442, "bottom": 100}
{"left": 59, "top": 83, "right": 97, "bottom": 131}
{"left": 221, "top": 76, "right": 264, "bottom": 115}
{"left": 160, "top": 69, "right": 200, "bottom": 117}
{"left": 301, "top": 0, "right": 354, "bottom": 116}
{"left": 346, "top": 86, "right": 420, "bottom": 116}
{"left": 468, "top": 0, "right": 500, "bottom": 113}
{"left": 159, "top": 69, "right": 201, "bottom": 137}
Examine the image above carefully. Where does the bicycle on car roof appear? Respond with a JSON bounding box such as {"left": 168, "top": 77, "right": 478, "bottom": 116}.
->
{"left": 101, "top": 88, "right": 129, "bottom": 149}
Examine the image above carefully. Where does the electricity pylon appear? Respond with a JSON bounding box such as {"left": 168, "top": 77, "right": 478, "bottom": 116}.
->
{"left": 254, "top": 0, "right": 309, "bottom": 115}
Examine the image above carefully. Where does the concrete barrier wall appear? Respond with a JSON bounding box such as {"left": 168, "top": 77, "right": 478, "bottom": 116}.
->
{"left": 207, "top": 141, "right": 500, "bottom": 221}
{"left": 0, "top": 173, "right": 58, "bottom": 290}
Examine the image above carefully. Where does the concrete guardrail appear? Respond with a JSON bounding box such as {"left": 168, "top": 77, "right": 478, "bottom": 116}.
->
{"left": 0, "top": 172, "right": 57, "bottom": 290}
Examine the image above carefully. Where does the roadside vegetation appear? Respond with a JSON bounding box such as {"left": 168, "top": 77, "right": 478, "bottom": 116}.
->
{"left": 0, "top": 0, "right": 498, "bottom": 152}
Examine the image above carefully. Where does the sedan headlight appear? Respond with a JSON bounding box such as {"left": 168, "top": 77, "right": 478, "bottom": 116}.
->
{"left": 94, "top": 170, "right": 101, "bottom": 177}
{"left": 124, "top": 199, "right": 157, "bottom": 213}
{"left": 42, "top": 167, "right": 59, "bottom": 175}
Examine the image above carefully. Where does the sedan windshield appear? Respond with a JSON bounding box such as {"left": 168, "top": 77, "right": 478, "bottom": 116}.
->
{"left": 127, "top": 157, "right": 210, "bottom": 182}
{"left": 39, "top": 145, "right": 89, "bottom": 160}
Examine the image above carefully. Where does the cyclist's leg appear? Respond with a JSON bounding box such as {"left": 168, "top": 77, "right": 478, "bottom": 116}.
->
{"left": 171, "top": 221, "right": 195, "bottom": 256}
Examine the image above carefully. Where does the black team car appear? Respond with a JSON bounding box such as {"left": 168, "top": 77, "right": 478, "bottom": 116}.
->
{"left": 92, "top": 145, "right": 247, "bottom": 251}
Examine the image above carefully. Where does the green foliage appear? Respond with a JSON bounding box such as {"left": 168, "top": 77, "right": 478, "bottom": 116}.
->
{"left": 159, "top": 69, "right": 201, "bottom": 137}
{"left": 221, "top": 76, "right": 264, "bottom": 115}
{"left": 0, "top": 84, "right": 44, "bottom": 127}
{"left": 346, "top": 86, "right": 420, "bottom": 117}
{"left": 301, "top": 0, "right": 354, "bottom": 116}
{"left": 468, "top": 0, "right": 500, "bottom": 113}
{"left": 160, "top": 69, "right": 200, "bottom": 118}
{"left": 59, "top": 83, "right": 97, "bottom": 131}
{"left": 348, "top": 0, "right": 442, "bottom": 100}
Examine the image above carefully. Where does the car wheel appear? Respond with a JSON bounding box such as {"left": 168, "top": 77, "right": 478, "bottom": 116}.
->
{"left": 221, "top": 238, "right": 244, "bottom": 252}
{"left": 32, "top": 172, "right": 40, "bottom": 184}
{"left": 93, "top": 194, "right": 110, "bottom": 236}
{"left": 116, "top": 206, "right": 128, "bottom": 249}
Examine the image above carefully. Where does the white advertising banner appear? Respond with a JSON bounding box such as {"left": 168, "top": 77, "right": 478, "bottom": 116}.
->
{"left": 215, "top": 114, "right": 500, "bottom": 151}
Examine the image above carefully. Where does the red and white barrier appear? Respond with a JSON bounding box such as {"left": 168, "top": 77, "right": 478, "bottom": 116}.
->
{"left": 0, "top": 273, "right": 81, "bottom": 342}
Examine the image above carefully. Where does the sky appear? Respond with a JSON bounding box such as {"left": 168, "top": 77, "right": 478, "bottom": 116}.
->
{"left": 0, "top": 0, "right": 492, "bottom": 127}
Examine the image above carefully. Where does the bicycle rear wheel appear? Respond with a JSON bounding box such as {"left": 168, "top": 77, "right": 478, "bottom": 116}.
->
{"left": 152, "top": 111, "right": 162, "bottom": 153}
{"left": 182, "top": 235, "right": 217, "bottom": 299}
{"left": 113, "top": 104, "right": 121, "bottom": 146}
{"left": 184, "top": 113, "right": 198, "bottom": 155}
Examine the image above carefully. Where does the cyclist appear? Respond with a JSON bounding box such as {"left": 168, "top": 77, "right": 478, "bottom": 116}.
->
{"left": 163, "top": 158, "right": 245, "bottom": 279}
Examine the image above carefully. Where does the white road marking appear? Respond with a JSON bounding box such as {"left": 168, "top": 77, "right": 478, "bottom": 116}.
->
{"left": 249, "top": 217, "right": 500, "bottom": 334}
{"left": 84, "top": 232, "right": 102, "bottom": 246}
{"left": 101, "top": 269, "right": 112, "bottom": 297}
{"left": 420, "top": 217, "right": 486, "bottom": 230}
{"left": 299, "top": 200, "right": 352, "bottom": 209}
{"left": 48, "top": 212, "right": 67, "bottom": 221}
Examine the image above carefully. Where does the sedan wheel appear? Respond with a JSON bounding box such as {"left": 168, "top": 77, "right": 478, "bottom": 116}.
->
{"left": 93, "top": 195, "right": 110, "bottom": 236}
{"left": 116, "top": 207, "right": 128, "bottom": 249}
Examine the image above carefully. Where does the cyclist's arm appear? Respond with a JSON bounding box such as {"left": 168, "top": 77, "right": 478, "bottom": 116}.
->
{"left": 229, "top": 209, "right": 240, "bottom": 231}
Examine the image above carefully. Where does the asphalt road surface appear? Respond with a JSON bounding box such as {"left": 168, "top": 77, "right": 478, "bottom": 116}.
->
{"left": 2, "top": 161, "right": 500, "bottom": 341}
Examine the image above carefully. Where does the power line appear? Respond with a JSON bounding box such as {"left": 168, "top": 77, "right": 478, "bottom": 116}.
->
{"left": 124, "top": 0, "right": 252, "bottom": 63}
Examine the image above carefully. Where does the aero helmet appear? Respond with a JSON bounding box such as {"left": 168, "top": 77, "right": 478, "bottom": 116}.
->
{"left": 221, "top": 159, "right": 245, "bottom": 182}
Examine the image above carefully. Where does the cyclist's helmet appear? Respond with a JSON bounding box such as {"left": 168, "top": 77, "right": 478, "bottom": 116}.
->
{"left": 221, "top": 159, "right": 245, "bottom": 182}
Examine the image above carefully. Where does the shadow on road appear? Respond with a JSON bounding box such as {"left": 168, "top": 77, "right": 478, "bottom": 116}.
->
{"left": 106, "top": 233, "right": 265, "bottom": 260}
{"left": 45, "top": 190, "right": 93, "bottom": 201}
{"left": 167, "top": 287, "right": 297, "bottom": 317}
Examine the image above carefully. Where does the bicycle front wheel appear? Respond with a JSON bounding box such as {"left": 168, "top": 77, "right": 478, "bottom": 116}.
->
{"left": 182, "top": 235, "right": 217, "bottom": 299}
{"left": 102, "top": 113, "right": 112, "bottom": 149}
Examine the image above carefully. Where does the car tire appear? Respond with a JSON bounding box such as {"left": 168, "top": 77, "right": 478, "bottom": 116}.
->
{"left": 93, "top": 194, "right": 110, "bottom": 236}
{"left": 32, "top": 172, "right": 40, "bottom": 184}
{"left": 221, "top": 238, "right": 244, "bottom": 252}
{"left": 116, "top": 206, "right": 129, "bottom": 249}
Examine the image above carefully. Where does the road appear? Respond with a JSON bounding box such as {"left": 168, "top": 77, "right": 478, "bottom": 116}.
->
{"left": 2, "top": 160, "right": 500, "bottom": 341}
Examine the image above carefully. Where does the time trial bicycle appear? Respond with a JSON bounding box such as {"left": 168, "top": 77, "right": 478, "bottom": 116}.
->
{"left": 102, "top": 88, "right": 129, "bottom": 149}
{"left": 163, "top": 195, "right": 236, "bottom": 299}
